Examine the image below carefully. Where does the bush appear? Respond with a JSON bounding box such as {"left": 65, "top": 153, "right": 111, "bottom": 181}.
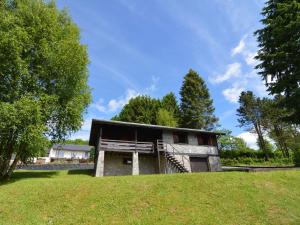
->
{"left": 293, "top": 149, "right": 300, "bottom": 167}
{"left": 221, "top": 157, "right": 294, "bottom": 167}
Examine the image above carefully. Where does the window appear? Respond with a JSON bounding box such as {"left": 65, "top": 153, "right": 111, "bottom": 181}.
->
{"left": 173, "top": 132, "right": 188, "bottom": 144}
{"left": 58, "top": 151, "right": 64, "bottom": 158}
{"left": 197, "top": 135, "right": 210, "bottom": 145}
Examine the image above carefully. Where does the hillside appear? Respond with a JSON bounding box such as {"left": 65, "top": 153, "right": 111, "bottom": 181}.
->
{"left": 0, "top": 170, "right": 299, "bottom": 225}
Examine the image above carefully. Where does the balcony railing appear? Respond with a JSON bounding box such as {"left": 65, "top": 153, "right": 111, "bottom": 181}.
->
{"left": 99, "top": 139, "right": 154, "bottom": 153}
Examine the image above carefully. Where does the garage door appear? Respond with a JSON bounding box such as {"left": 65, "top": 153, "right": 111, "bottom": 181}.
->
{"left": 190, "top": 157, "right": 209, "bottom": 172}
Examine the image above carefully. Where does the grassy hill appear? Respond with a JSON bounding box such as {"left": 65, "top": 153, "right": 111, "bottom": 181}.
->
{"left": 0, "top": 170, "right": 300, "bottom": 225}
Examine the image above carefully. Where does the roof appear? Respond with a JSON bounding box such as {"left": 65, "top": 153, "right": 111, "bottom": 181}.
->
{"left": 52, "top": 144, "right": 92, "bottom": 152}
{"left": 89, "top": 119, "right": 225, "bottom": 145}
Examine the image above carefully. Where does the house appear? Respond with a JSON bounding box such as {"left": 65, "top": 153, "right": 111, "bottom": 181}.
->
{"left": 48, "top": 144, "right": 92, "bottom": 160}
{"left": 89, "top": 119, "right": 224, "bottom": 177}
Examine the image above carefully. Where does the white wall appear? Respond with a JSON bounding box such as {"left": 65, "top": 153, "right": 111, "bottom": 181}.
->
{"left": 49, "top": 148, "right": 90, "bottom": 159}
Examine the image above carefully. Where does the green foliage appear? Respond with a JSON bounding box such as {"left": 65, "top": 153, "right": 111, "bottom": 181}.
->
{"left": 64, "top": 139, "right": 89, "bottom": 145}
{"left": 156, "top": 108, "right": 178, "bottom": 127}
{"left": 260, "top": 96, "right": 292, "bottom": 157}
{"left": 218, "top": 129, "right": 248, "bottom": 152}
{"left": 294, "top": 149, "right": 300, "bottom": 167}
{"left": 161, "top": 92, "right": 180, "bottom": 120}
{"left": 221, "top": 157, "right": 294, "bottom": 167}
{"left": 179, "top": 69, "right": 218, "bottom": 130}
{"left": 112, "top": 94, "right": 180, "bottom": 127}
{"left": 0, "top": 96, "right": 49, "bottom": 178}
{"left": 237, "top": 91, "right": 270, "bottom": 159}
{"left": 0, "top": 0, "right": 91, "bottom": 179}
{"left": 255, "top": 0, "right": 300, "bottom": 124}
{"left": 112, "top": 96, "right": 161, "bottom": 124}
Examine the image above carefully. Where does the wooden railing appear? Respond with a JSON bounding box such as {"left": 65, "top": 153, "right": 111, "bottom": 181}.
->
{"left": 99, "top": 139, "right": 154, "bottom": 152}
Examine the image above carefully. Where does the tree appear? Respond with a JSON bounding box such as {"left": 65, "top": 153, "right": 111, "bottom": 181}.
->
{"left": 179, "top": 69, "right": 218, "bottom": 130}
{"left": 161, "top": 92, "right": 180, "bottom": 120}
{"left": 218, "top": 130, "right": 248, "bottom": 152}
{"left": 112, "top": 96, "right": 161, "bottom": 124}
{"left": 156, "top": 108, "right": 178, "bottom": 127}
{"left": 255, "top": 0, "right": 300, "bottom": 124}
{"left": 64, "top": 139, "right": 89, "bottom": 145}
{"left": 237, "top": 91, "right": 269, "bottom": 159}
{"left": 260, "top": 97, "right": 291, "bottom": 157}
{"left": 0, "top": 0, "right": 91, "bottom": 180}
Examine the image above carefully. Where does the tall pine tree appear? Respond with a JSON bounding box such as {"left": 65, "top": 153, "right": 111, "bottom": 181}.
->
{"left": 179, "top": 69, "right": 218, "bottom": 130}
{"left": 255, "top": 0, "right": 300, "bottom": 124}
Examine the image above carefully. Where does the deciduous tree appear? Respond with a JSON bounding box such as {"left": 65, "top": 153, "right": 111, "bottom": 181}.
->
{"left": 112, "top": 96, "right": 161, "bottom": 124}
{"left": 0, "top": 0, "right": 91, "bottom": 180}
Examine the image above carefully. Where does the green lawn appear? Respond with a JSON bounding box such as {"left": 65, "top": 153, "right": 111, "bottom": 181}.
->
{"left": 0, "top": 170, "right": 300, "bottom": 225}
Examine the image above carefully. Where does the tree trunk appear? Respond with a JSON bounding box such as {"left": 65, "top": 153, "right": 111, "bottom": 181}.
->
{"left": 5, "top": 154, "right": 20, "bottom": 179}
{"left": 1, "top": 154, "right": 20, "bottom": 180}
{"left": 254, "top": 124, "right": 269, "bottom": 160}
{"left": 273, "top": 125, "right": 288, "bottom": 157}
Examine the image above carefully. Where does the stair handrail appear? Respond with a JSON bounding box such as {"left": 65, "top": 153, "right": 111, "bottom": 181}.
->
{"left": 157, "top": 139, "right": 189, "bottom": 171}
{"left": 168, "top": 143, "right": 190, "bottom": 170}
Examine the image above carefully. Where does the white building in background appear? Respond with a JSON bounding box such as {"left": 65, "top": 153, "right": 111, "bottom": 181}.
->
{"left": 48, "top": 144, "right": 92, "bottom": 160}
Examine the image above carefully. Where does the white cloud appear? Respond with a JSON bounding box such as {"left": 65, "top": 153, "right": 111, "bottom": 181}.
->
{"left": 245, "top": 52, "right": 258, "bottom": 67}
{"left": 211, "top": 63, "right": 241, "bottom": 84}
{"left": 231, "top": 35, "right": 258, "bottom": 67}
{"left": 92, "top": 76, "right": 159, "bottom": 114}
{"left": 237, "top": 132, "right": 258, "bottom": 149}
{"left": 222, "top": 86, "right": 244, "bottom": 104}
{"left": 231, "top": 39, "right": 245, "bottom": 56}
{"left": 92, "top": 89, "right": 139, "bottom": 114}
{"left": 211, "top": 34, "right": 268, "bottom": 104}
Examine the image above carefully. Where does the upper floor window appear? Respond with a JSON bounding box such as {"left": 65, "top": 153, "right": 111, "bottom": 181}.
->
{"left": 197, "top": 134, "right": 217, "bottom": 146}
{"left": 197, "top": 135, "right": 209, "bottom": 145}
{"left": 173, "top": 132, "right": 188, "bottom": 144}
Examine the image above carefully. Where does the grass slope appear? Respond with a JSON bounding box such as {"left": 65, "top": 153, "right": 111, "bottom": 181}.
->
{"left": 0, "top": 170, "right": 300, "bottom": 225}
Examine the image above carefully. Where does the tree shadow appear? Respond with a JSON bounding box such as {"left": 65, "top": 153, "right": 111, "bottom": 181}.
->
{"left": 67, "top": 169, "right": 94, "bottom": 176}
{"left": 0, "top": 171, "right": 59, "bottom": 186}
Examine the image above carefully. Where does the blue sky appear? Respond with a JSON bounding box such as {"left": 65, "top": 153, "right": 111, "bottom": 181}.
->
{"left": 56, "top": 0, "right": 267, "bottom": 148}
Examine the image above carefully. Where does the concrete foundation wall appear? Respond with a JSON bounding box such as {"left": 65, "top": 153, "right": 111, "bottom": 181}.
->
{"left": 102, "top": 152, "right": 159, "bottom": 176}
{"left": 104, "top": 152, "right": 132, "bottom": 176}
{"left": 139, "top": 154, "right": 158, "bottom": 175}
{"left": 208, "top": 156, "right": 222, "bottom": 171}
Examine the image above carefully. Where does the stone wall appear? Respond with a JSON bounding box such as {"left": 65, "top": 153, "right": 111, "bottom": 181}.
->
{"left": 103, "top": 152, "right": 132, "bottom": 176}
{"left": 139, "top": 154, "right": 158, "bottom": 175}
{"left": 16, "top": 163, "right": 94, "bottom": 170}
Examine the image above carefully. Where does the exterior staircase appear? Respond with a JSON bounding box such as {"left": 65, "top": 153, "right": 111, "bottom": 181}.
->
{"left": 157, "top": 140, "right": 189, "bottom": 173}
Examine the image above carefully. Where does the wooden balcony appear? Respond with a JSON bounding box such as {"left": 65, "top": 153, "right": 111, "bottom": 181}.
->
{"left": 99, "top": 139, "right": 154, "bottom": 153}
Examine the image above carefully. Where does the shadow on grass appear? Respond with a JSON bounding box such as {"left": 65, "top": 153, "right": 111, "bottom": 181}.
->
{"left": 0, "top": 171, "right": 59, "bottom": 186}
{"left": 67, "top": 169, "right": 94, "bottom": 176}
